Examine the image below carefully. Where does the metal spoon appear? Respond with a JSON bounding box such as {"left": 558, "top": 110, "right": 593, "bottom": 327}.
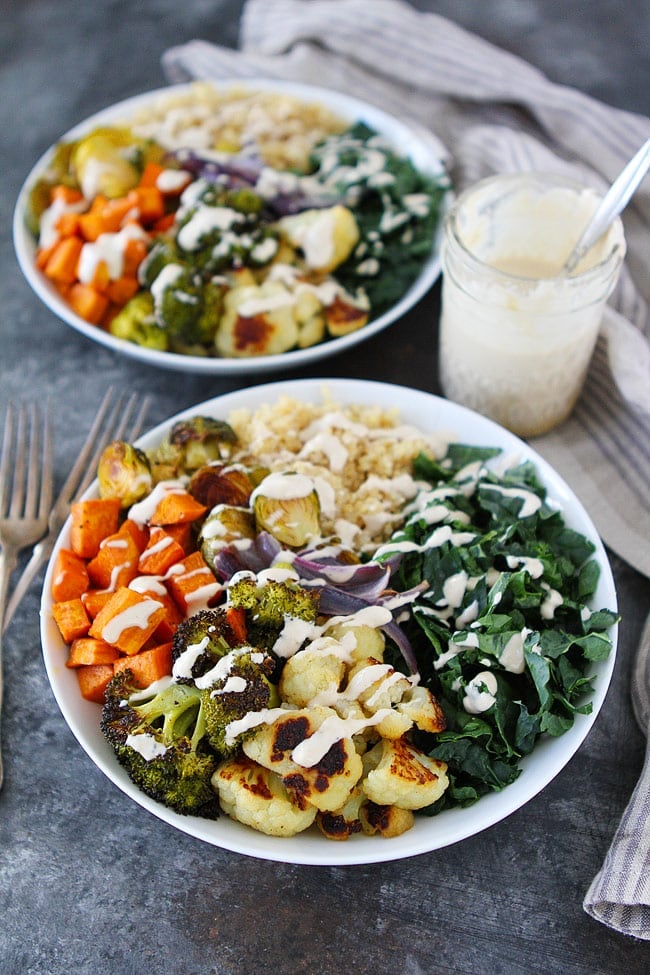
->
{"left": 564, "top": 137, "right": 650, "bottom": 273}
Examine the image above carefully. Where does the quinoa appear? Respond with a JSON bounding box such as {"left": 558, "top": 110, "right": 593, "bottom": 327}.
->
{"left": 228, "top": 391, "right": 443, "bottom": 554}
{"left": 128, "top": 82, "right": 347, "bottom": 171}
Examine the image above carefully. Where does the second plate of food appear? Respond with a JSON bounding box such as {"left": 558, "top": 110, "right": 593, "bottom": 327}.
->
{"left": 14, "top": 80, "right": 450, "bottom": 375}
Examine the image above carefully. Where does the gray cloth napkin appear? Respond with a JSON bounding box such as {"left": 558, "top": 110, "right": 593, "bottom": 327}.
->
{"left": 161, "top": 0, "right": 650, "bottom": 936}
{"left": 583, "top": 611, "right": 650, "bottom": 939}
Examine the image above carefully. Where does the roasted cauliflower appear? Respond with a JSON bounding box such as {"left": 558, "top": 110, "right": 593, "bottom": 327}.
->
{"left": 363, "top": 738, "right": 449, "bottom": 810}
{"left": 213, "top": 755, "right": 317, "bottom": 837}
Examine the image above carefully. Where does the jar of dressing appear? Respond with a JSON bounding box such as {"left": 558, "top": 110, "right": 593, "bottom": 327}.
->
{"left": 438, "top": 173, "right": 626, "bottom": 437}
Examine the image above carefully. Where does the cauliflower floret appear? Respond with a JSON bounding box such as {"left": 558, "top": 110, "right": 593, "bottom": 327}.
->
{"left": 279, "top": 647, "right": 345, "bottom": 707}
{"left": 293, "top": 288, "right": 326, "bottom": 348}
{"left": 324, "top": 293, "right": 369, "bottom": 337}
{"left": 349, "top": 659, "right": 413, "bottom": 712}
{"left": 325, "top": 621, "right": 385, "bottom": 665}
{"left": 396, "top": 684, "right": 447, "bottom": 734}
{"left": 342, "top": 658, "right": 413, "bottom": 739}
{"left": 242, "top": 706, "right": 364, "bottom": 812}
{"left": 359, "top": 801, "right": 415, "bottom": 838}
{"left": 363, "top": 738, "right": 449, "bottom": 810}
{"left": 316, "top": 785, "right": 365, "bottom": 841}
{"left": 277, "top": 204, "right": 360, "bottom": 273}
{"left": 216, "top": 281, "right": 299, "bottom": 357}
{"left": 213, "top": 755, "right": 316, "bottom": 836}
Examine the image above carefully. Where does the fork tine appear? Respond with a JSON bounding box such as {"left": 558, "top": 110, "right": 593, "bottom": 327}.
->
{"left": 39, "top": 406, "right": 54, "bottom": 520}
{"left": 8, "top": 405, "right": 27, "bottom": 520}
{"left": 0, "top": 405, "right": 15, "bottom": 517}
{"left": 23, "top": 403, "right": 52, "bottom": 518}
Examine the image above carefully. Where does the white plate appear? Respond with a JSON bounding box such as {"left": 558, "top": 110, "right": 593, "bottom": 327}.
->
{"left": 40, "top": 379, "right": 617, "bottom": 864}
{"left": 14, "top": 80, "right": 449, "bottom": 376}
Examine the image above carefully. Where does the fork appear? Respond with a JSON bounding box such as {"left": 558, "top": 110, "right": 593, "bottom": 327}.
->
{"left": 0, "top": 402, "right": 54, "bottom": 787}
{"left": 3, "top": 387, "right": 150, "bottom": 633}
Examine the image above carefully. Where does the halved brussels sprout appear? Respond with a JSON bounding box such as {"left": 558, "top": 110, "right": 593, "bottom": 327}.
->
{"left": 199, "top": 504, "right": 256, "bottom": 572}
{"left": 71, "top": 126, "right": 142, "bottom": 198}
{"left": 148, "top": 416, "right": 239, "bottom": 482}
{"left": 251, "top": 471, "right": 321, "bottom": 548}
{"left": 189, "top": 462, "right": 268, "bottom": 509}
{"left": 97, "top": 440, "right": 153, "bottom": 508}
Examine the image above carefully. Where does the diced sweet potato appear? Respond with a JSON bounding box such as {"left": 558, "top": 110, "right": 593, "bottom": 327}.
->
{"left": 76, "top": 664, "right": 115, "bottom": 703}
{"left": 149, "top": 490, "right": 208, "bottom": 526}
{"left": 89, "top": 586, "right": 167, "bottom": 656}
{"left": 132, "top": 585, "right": 185, "bottom": 643}
{"left": 166, "top": 550, "right": 222, "bottom": 615}
{"left": 70, "top": 498, "right": 122, "bottom": 558}
{"left": 51, "top": 548, "right": 90, "bottom": 603}
{"left": 138, "top": 525, "right": 186, "bottom": 576}
{"left": 113, "top": 642, "right": 173, "bottom": 688}
{"left": 81, "top": 589, "right": 114, "bottom": 619}
{"left": 52, "top": 598, "right": 91, "bottom": 643}
{"left": 119, "top": 518, "right": 149, "bottom": 553}
{"left": 43, "top": 236, "right": 83, "bottom": 284}
{"left": 68, "top": 282, "right": 109, "bottom": 325}
{"left": 163, "top": 521, "right": 194, "bottom": 554}
{"left": 66, "top": 637, "right": 121, "bottom": 668}
{"left": 86, "top": 526, "right": 141, "bottom": 591}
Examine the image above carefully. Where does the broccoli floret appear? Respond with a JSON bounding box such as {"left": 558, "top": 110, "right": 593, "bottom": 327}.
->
{"left": 227, "top": 577, "right": 319, "bottom": 652}
{"left": 108, "top": 291, "right": 169, "bottom": 351}
{"left": 100, "top": 670, "right": 220, "bottom": 818}
{"left": 138, "top": 238, "right": 181, "bottom": 288}
{"left": 201, "top": 648, "right": 279, "bottom": 756}
{"left": 171, "top": 607, "right": 247, "bottom": 682}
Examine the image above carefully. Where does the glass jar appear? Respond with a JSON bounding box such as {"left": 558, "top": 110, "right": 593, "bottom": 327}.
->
{"left": 438, "top": 173, "right": 626, "bottom": 437}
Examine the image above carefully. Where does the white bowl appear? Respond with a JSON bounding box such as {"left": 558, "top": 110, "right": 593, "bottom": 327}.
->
{"left": 40, "top": 379, "right": 617, "bottom": 865}
{"left": 14, "top": 80, "right": 449, "bottom": 375}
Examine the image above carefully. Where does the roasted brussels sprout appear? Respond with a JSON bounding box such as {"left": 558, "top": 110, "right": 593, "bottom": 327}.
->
{"left": 199, "top": 504, "right": 256, "bottom": 572}
{"left": 148, "top": 416, "right": 239, "bottom": 481}
{"left": 188, "top": 463, "right": 267, "bottom": 509}
{"left": 97, "top": 440, "right": 153, "bottom": 507}
{"left": 71, "top": 126, "right": 142, "bottom": 199}
{"left": 251, "top": 471, "right": 321, "bottom": 547}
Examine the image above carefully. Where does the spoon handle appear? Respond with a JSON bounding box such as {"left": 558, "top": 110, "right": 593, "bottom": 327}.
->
{"left": 565, "top": 137, "right": 650, "bottom": 273}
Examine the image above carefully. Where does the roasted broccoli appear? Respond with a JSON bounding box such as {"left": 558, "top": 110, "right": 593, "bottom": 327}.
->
{"left": 108, "top": 291, "right": 169, "bottom": 351}
{"left": 171, "top": 606, "right": 250, "bottom": 683}
{"left": 200, "top": 647, "right": 279, "bottom": 756}
{"left": 227, "top": 576, "right": 319, "bottom": 652}
{"left": 101, "top": 670, "right": 220, "bottom": 818}
{"left": 174, "top": 183, "right": 277, "bottom": 276}
{"left": 150, "top": 264, "right": 223, "bottom": 353}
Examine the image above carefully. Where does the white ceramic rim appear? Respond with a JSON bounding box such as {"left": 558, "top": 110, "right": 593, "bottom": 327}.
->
{"left": 39, "top": 378, "right": 618, "bottom": 865}
{"left": 13, "top": 79, "right": 449, "bottom": 376}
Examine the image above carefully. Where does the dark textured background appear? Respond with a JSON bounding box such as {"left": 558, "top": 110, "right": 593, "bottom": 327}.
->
{"left": 1, "top": 2, "right": 649, "bottom": 973}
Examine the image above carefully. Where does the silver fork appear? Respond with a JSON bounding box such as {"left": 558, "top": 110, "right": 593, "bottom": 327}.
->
{"left": 3, "top": 387, "right": 150, "bottom": 633}
{"left": 0, "top": 403, "right": 54, "bottom": 787}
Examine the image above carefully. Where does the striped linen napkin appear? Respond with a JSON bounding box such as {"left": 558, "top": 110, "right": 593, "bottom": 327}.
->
{"left": 584, "top": 612, "right": 650, "bottom": 938}
{"left": 161, "top": 2, "right": 650, "bottom": 936}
